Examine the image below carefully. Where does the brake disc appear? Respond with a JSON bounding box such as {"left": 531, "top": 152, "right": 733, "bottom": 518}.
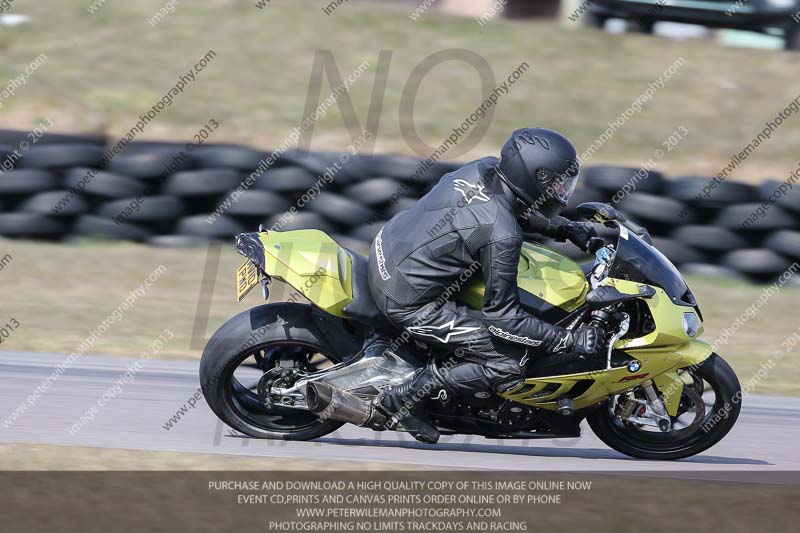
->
{"left": 670, "top": 385, "right": 706, "bottom": 436}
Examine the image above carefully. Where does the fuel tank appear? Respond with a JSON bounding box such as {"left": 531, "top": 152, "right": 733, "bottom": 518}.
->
{"left": 456, "top": 241, "right": 589, "bottom": 322}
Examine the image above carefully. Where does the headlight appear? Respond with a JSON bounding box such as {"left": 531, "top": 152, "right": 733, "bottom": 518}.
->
{"left": 682, "top": 312, "right": 700, "bottom": 338}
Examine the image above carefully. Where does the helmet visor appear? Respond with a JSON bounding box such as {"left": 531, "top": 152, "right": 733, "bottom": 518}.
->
{"left": 539, "top": 168, "right": 579, "bottom": 204}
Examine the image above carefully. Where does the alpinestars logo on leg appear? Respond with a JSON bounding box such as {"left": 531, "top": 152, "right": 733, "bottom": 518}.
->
{"left": 407, "top": 320, "right": 481, "bottom": 344}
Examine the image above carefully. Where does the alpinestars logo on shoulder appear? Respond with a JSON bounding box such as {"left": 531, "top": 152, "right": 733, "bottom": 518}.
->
{"left": 453, "top": 179, "right": 490, "bottom": 204}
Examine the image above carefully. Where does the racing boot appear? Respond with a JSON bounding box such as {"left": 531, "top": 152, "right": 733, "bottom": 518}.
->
{"left": 373, "top": 364, "right": 452, "bottom": 444}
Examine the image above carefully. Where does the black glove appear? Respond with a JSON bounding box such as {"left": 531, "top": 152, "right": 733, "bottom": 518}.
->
{"left": 558, "top": 221, "right": 598, "bottom": 252}
{"left": 569, "top": 325, "right": 604, "bottom": 357}
{"left": 548, "top": 325, "right": 604, "bottom": 357}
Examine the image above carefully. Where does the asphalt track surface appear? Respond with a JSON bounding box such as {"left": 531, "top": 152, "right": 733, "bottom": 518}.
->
{"left": 1, "top": 351, "right": 798, "bottom": 475}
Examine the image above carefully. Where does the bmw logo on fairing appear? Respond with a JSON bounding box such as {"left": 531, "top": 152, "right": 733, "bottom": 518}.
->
{"left": 627, "top": 360, "right": 642, "bottom": 373}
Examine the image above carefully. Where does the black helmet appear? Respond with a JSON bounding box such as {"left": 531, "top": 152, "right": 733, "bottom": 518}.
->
{"left": 497, "top": 128, "right": 580, "bottom": 218}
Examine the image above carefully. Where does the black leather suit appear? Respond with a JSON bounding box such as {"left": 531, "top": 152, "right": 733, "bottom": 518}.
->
{"left": 368, "top": 157, "right": 573, "bottom": 400}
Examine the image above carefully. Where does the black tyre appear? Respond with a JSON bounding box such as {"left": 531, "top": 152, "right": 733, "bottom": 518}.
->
{"left": 18, "top": 191, "right": 88, "bottom": 217}
{"left": 331, "top": 234, "right": 370, "bottom": 255}
{"left": 714, "top": 204, "right": 798, "bottom": 231}
{"left": 0, "top": 170, "right": 58, "bottom": 195}
{"left": 720, "top": 248, "right": 793, "bottom": 279}
{"left": 225, "top": 190, "right": 290, "bottom": 217}
{"left": 563, "top": 187, "right": 608, "bottom": 220}
{"left": 73, "top": 214, "right": 151, "bottom": 241}
{"left": 0, "top": 144, "right": 15, "bottom": 166}
{"left": 282, "top": 151, "right": 352, "bottom": 184}
{"left": 681, "top": 262, "right": 744, "bottom": 280}
{"left": 766, "top": 230, "right": 800, "bottom": 259}
{"left": 177, "top": 214, "right": 244, "bottom": 239}
{"left": 667, "top": 176, "right": 755, "bottom": 207}
{"left": 669, "top": 225, "right": 747, "bottom": 253}
{"left": 19, "top": 143, "right": 105, "bottom": 169}
{"left": 164, "top": 169, "right": 242, "bottom": 196}
{"left": 758, "top": 179, "right": 800, "bottom": 215}
{"left": 255, "top": 167, "right": 318, "bottom": 193}
{"left": 0, "top": 213, "right": 63, "bottom": 237}
{"left": 193, "top": 145, "right": 267, "bottom": 171}
{"left": 109, "top": 148, "right": 190, "bottom": 179}
{"left": 583, "top": 166, "right": 665, "bottom": 194}
{"left": 383, "top": 197, "right": 418, "bottom": 219}
{"left": 337, "top": 155, "right": 380, "bottom": 183}
{"left": 200, "top": 303, "right": 348, "bottom": 440}
{"left": 368, "top": 154, "right": 422, "bottom": 181}
{"left": 64, "top": 168, "right": 148, "bottom": 199}
{"left": 650, "top": 237, "right": 706, "bottom": 266}
{"left": 97, "top": 196, "right": 185, "bottom": 222}
{"left": 589, "top": 353, "right": 741, "bottom": 460}
{"left": 350, "top": 220, "right": 386, "bottom": 242}
{"left": 263, "top": 211, "right": 338, "bottom": 234}
{"left": 343, "top": 178, "right": 402, "bottom": 206}
{"left": 306, "top": 192, "right": 376, "bottom": 226}
{"left": 757, "top": 179, "right": 781, "bottom": 201}
{"left": 617, "top": 192, "right": 697, "bottom": 225}
{"left": 418, "top": 161, "right": 461, "bottom": 185}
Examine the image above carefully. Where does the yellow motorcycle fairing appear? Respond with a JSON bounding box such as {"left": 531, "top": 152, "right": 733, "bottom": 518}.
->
{"left": 456, "top": 241, "right": 589, "bottom": 313}
{"left": 500, "top": 277, "right": 711, "bottom": 416}
{"left": 501, "top": 338, "right": 713, "bottom": 416}
{"left": 246, "top": 229, "right": 355, "bottom": 318}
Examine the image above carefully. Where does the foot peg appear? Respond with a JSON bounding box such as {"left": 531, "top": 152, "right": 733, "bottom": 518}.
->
{"left": 556, "top": 396, "right": 574, "bottom": 416}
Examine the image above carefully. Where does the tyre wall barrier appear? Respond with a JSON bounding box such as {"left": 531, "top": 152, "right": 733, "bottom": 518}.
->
{"left": 0, "top": 130, "right": 798, "bottom": 284}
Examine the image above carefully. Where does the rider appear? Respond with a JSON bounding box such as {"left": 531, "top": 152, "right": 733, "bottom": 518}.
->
{"left": 367, "top": 127, "right": 604, "bottom": 444}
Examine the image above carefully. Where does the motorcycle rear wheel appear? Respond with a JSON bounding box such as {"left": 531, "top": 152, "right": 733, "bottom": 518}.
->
{"left": 200, "top": 303, "right": 346, "bottom": 441}
{"left": 588, "top": 353, "right": 741, "bottom": 460}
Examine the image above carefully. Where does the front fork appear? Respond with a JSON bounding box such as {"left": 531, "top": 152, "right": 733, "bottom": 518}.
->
{"left": 593, "top": 311, "right": 673, "bottom": 431}
{"left": 613, "top": 341, "right": 716, "bottom": 430}
{"left": 616, "top": 380, "right": 673, "bottom": 432}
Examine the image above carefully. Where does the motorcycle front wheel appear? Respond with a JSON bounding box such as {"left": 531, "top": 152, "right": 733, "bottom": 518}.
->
{"left": 588, "top": 353, "right": 741, "bottom": 460}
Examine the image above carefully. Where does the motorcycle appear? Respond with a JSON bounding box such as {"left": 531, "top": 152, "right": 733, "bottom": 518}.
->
{"left": 200, "top": 202, "right": 741, "bottom": 460}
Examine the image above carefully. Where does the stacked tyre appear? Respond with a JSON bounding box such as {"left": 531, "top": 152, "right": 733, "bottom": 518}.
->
{"left": 564, "top": 166, "right": 800, "bottom": 283}
{"left": 0, "top": 136, "right": 444, "bottom": 254}
{"left": 1, "top": 131, "right": 798, "bottom": 284}
{"left": 0, "top": 137, "right": 106, "bottom": 240}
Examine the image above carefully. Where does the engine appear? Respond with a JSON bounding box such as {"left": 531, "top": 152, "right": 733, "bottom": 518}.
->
{"left": 428, "top": 392, "right": 545, "bottom": 435}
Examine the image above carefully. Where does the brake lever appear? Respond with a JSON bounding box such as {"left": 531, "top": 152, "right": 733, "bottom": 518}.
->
{"left": 606, "top": 313, "right": 630, "bottom": 370}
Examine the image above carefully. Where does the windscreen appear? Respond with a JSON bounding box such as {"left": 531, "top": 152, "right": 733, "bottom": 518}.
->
{"left": 609, "top": 225, "right": 696, "bottom": 306}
